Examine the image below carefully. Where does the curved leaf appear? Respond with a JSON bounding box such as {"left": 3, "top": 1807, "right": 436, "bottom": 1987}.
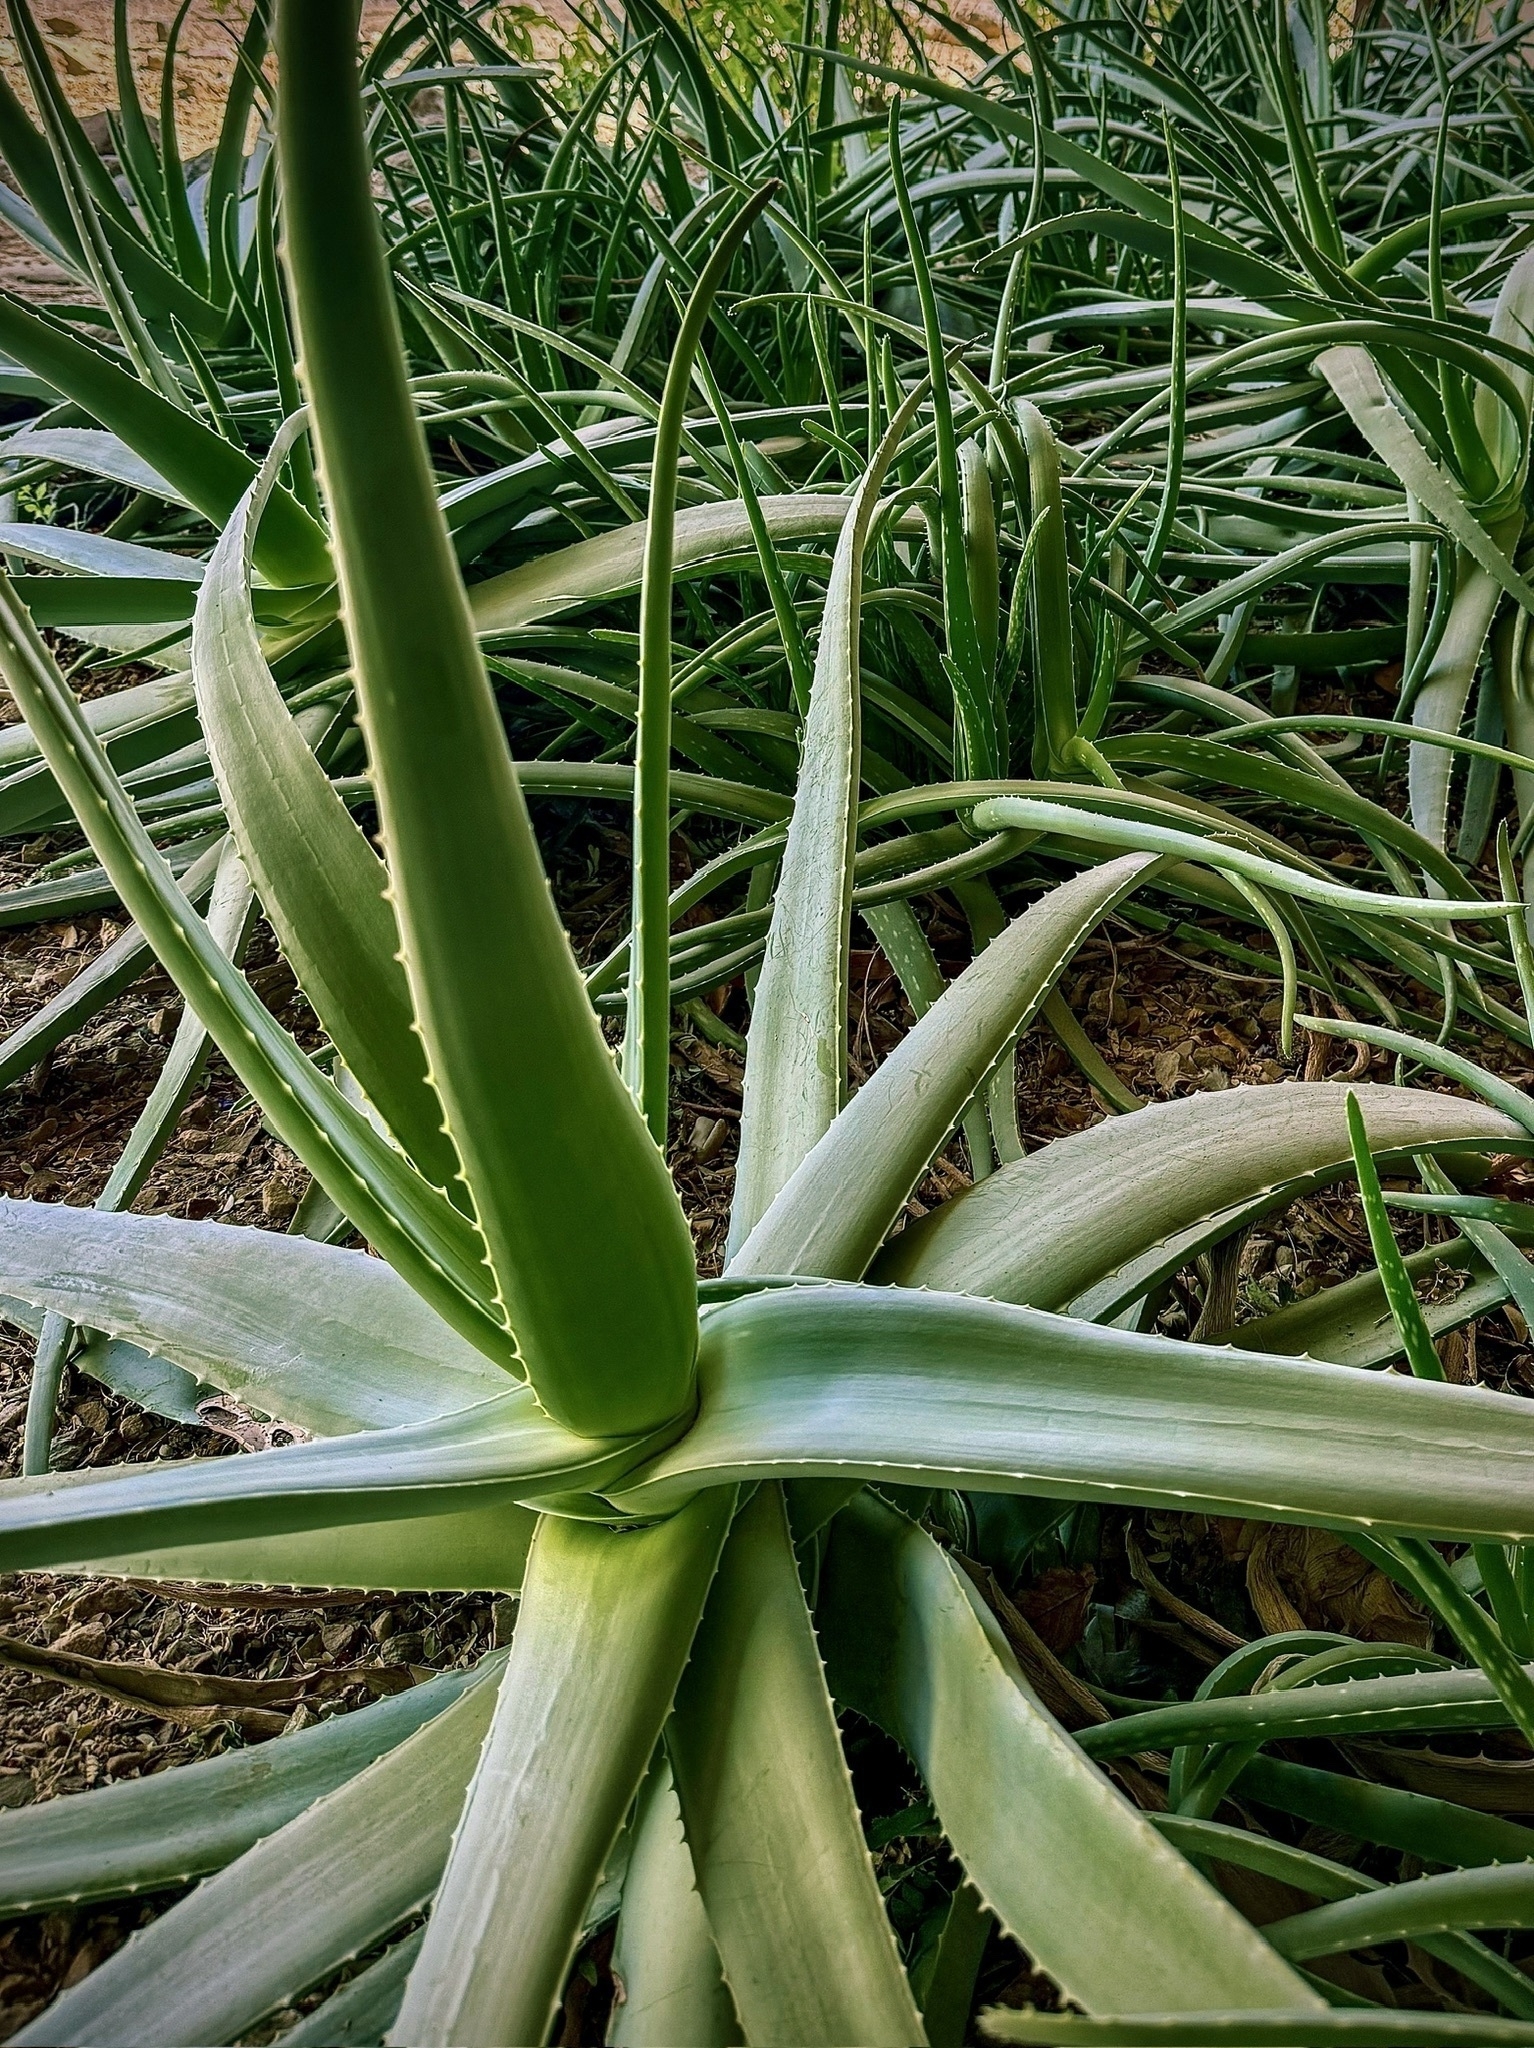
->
{"left": 192, "top": 432, "right": 458, "bottom": 1189}
{"left": 393, "top": 1488, "right": 733, "bottom": 2048}
{"left": 615, "top": 1283, "right": 1534, "bottom": 1541}
{"left": 17, "top": 1658, "right": 501, "bottom": 2047}
{"left": 0, "top": 1199, "right": 503, "bottom": 1436}
{"left": 733, "top": 856, "right": 1159, "bottom": 1278}
{"left": 731, "top": 384, "right": 927, "bottom": 1251}
{"left": 0, "top": 1658, "right": 497, "bottom": 1917}
{"left": 0, "top": 1387, "right": 650, "bottom": 1572}
{"left": 820, "top": 1494, "right": 1317, "bottom": 2015}
{"left": 875, "top": 1083, "right": 1517, "bottom": 1308}
{"left": 669, "top": 1484, "right": 925, "bottom": 2047}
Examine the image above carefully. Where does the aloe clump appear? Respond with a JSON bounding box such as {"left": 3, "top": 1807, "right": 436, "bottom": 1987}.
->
{"left": 6, "top": 4, "right": 1534, "bottom": 2046}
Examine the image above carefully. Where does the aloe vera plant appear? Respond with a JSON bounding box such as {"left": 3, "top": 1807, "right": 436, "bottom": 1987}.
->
{"left": 8, "top": 2, "right": 1534, "bottom": 2044}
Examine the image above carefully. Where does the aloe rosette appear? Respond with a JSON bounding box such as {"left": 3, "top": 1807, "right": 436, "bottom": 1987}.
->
{"left": 4, "top": 6, "right": 1534, "bottom": 2046}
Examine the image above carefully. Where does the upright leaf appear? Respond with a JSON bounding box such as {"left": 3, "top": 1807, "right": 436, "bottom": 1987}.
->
{"left": 392, "top": 1489, "right": 734, "bottom": 2048}
{"left": 730, "top": 380, "right": 927, "bottom": 1252}
{"left": 670, "top": 1483, "right": 926, "bottom": 2047}
{"left": 276, "top": 0, "right": 697, "bottom": 1436}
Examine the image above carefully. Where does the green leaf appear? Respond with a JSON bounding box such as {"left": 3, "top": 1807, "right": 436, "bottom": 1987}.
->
{"left": 1077, "top": 1664, "right": 1532, "bottom": 1760}
{"left": 967, "top": 797, "right": 1513, "bottom": 924}
{"left": 1268, "top": 1861, "right": 1534, "bottom": 1961}
{"left": 819, "top": 1493, "right": 1318, "bottom": 2014}
{"left": 670, "top": 1483, "right": 925, "bottom": 2047}
{"left": 0, "top": 1386, "right": 650, "bottom": 1572}
{"left": 393, "top": 1489, "right": 734, "bottom": 2048}
{"left": 609, "top": 1754, "right": 740, "bottom": 2047}
{"left": 0, "top": 578, "right": 509, "bottom": 1367}
{"left": 978, "top": 2015, "right": 1534, "bottom": 2045}
{"left": 276, "top": 0, "right": 696, "bottom": 1437}
{"left": 877, "top": 1083, "right": 1515, "bottom": 1309}
{"left": 465, "top": 493, "right": 909, "bottom": 635}
{"left": 68, "top": 1494, "right": 537, "bottom": 1596}
{"left": 193, "top": 431, "right": 459, "bottom": 1191}
{"left": 283, "top": 1929, "right": 421, "bottom": 2048}
{"left": 733, "top": 855, "right": 1160, "bottom": 1279}
{"left": 731, "top": 380, "right": 928, "bottom": 1253}
{"left": 0, "top": 1199, "right": 502, "bottom": 1438}
{"left": 1236, "top": 1753, "right": 1534, "bottom": 1871}
{"left": 615, "top": 1282, "right": 1534, "bottom": 1542}
{"left": 0, "top": 295, "right": 328, "bottom": 587}
{"left": 627, "top": 186, "right": 779, "bottom": 1143}
{"left": 0, "top": 1658, "right": 497, "bottom": 1916}
{"left": 16, "top": 1655, "right": 502, "bottom": 2047}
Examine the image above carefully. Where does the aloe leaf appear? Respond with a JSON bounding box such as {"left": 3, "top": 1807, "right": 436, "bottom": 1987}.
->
{"left": 465, "top": 493, "right": 913, "bottom": 634}
{"left": 615, "top": 1281, "right": 1534, "bottom": 1541}
{"left": 285, "top": 1929, "right": 421, "bottom": 2048}
{"left": 1236, "top": 1753, "right": 1534, "bottom": 1871}
{"left": 627, "top": 186, "right": 779, "bottom": 1144}
{"left": 730, "top": 380, "right": 928, "bottom": 1253}
{"left": 669, "top": 1482, "right": 925, "bottom": 2047}
{"left": 204, "top": 0, "right": 269, "bottom": 319}
{"left": 0, "top": 1386, "right": 647, "bottom": 1572}
{"left": 874, "top": 1084, "right": 1514, "bottom": 1309}
{"left": 979, "top": 2016, "right": 1534, "bottom": 2045}
{"left": 1269, "top": 1861, "right": 1534, "bottom": 1962}
{"left": 71, "top": 1494, "right": 537, "bottom": 1597}
{"left": 0, "top": 1657, "right": 496, "bottom": 1917}
{"left": 277, "top": 0, "right": 695, "bottom": 1437}
{"left": 820, "top": 1493, "right": 1318, "bottom": 2014}
{"left": 1345, "top": 1093, "right": 1445, "bottom": 1381}
{"left": 23, "top": 839, "right": 256, "bottom": 1475}
{"left": 16, "top": 1656, "right": 501, "bottom": 2048}
{"left": 733, "top": 855, "right": 1160, "bottom": 1279}
{"left": 609, "top": 1753, "right": 739, "bottom": 2048}
{"left": 393, "top": 1488, "right": 733, "bottom": 2048}
{"left": 0, "top": 295, "right": 328, "bottom": 587}
{"left": 1076, "top": 1663, "right": 1534, "bottom": 1759}
{"left": 0, "top": 1199, "right": 504, "bottom": 1437}
{"left": 969, "top": 796, "right": 1512, "bottom": 924}
{"left": 1016, "top": 404, "right": 1078, "bottom": 774}
{"left": 0, "top": 576, "right": 508, "bottom": 1363}
{"left": 193, "top": 431, "right": 458, "bottom": 1190}
{"left": 1237, "top": 1235, "right": 1503, "bottom": 1370}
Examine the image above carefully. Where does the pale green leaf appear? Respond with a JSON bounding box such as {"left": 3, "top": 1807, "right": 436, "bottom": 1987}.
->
{"left": 820, "top": 1494, "right": 1318, "bottom": 2013}
{"left": 393, "top": 1489, "right": 734, "bottom": 2048}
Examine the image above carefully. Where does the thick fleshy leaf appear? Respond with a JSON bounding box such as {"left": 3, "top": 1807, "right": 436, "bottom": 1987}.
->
{"left": 392, "top": 1489, "right": 733, "bottom": 2048}
{"left": 614, "top": 1283, "right": 1534, "bottom": 1541}
{"left": 731, "top": 386, "right": 926, "bottom": 1251}
{"left": 670, "top": 1484, "right": 925, "bottom": 2047}
{"left": 0, "top": 1658, "right": 496, "bottom": 1916}
{"left": 978, "top": 2017, "right": 1534, "bottom": 2046}
{"left": 0, "top": 577, "right": 509, "bottom": 1366}
{"left": 276, "top": 1, "right": 696, "bottom": 1437}
{"left": 874, "top": 1084, "right": 1517, "bottom": 1307}
{"left": 465, "top": 496, "right": 919, "bottom": 635}
{"left": 0, "top": 298, "right": 329, "bottom": 587}
{"left": 820, "top": 1494, "right": 1318, "bottom": 2014}
{"left": 17, "top": 1658, "right": 501, "bottom": 2047}
{"left": 193, "top": 434, "right": 457, "bottom": 1190}
{"left": 0, "top": 1200, "right": 503, "bottom": 1436}
{"left": 68, "top": 1494, "right": 538, "bottom": 1596}
{"left": 732, "top": 856, "right": 1159, "bottom": 1278}
{"left": 610, "top": 1756, "right": 739, "bottom": 2048}
{"left": 0, "top": 1387, "right": 651, "bottom": 1571}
